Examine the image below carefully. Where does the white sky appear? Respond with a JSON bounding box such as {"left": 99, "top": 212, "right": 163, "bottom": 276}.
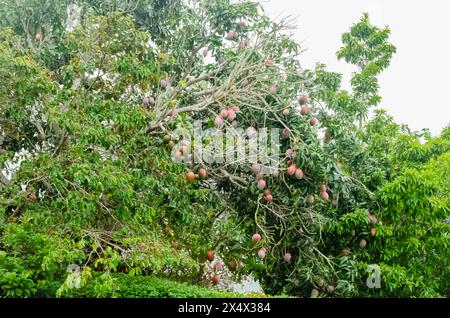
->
{"left": 262, "top": 0, "right": 450, "bottom": 136}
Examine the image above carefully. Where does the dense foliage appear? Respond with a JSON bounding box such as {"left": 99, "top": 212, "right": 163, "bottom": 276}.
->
{"left": 0, "top": 0, "right": 448, "bottom": 298}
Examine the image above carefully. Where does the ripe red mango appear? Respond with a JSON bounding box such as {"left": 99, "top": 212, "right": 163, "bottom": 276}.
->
{"left": 186, "top": 172, "right": 196, "bottom": 182}
{"left": 251, "top": 163, "right": 261, "bottom": 174}
{"left": 309, "top": 117, "right": 318, "bottom": 126}
{"left": 227, "top": 109, "right": 236, "bottom": 121}
{"left": 252, "top": 233, "right": 261, "bottom": 242}
{"left": 359, "top": 239, "right": 367, "bottom": 248}
{"left": 227, "top": 260, "right": 237, "bottom": 270}
{"left": 295, "top": 168, "right": 304, "bottom": 179}
{"left": 283, "top": 252, "right": 292, "bottom": 263}
{"left": 269, "top": 84, "right": 277, "bottom": 94}
{"left": 198, "top": 168, "right": 207, "bottom": 179}
{"left": 214, "top": 116, "right": 224, "bottom": 128}
{"left": 287, "top": 164, "right": 297, "bottom": 175}
{"left": 257, "top": 248, "right": 266, "bottom": 259}
{"left": 282, "top": 128, "right": 290, "bottom": 139}
{"left": 306, "top": 195, "right": 315, "bottom": 205}
{"left": 247, "top": 127, "right": 257, "bottom": 138}
{"left": 298, "top": 95, "right": 308, "bottom": 105}
{"left": 300, "top": 105, "right": 309, "bottom": 115}
{"left": 143, "top": 96, "right": 154, "bottom": 106}
{"left": 225, "top": 31, "right": 236, "bottom": 40}
{"left": 220, "top": 109, "right": 229, "bottom": 118}
{"left": 257, "top": 179, "right": 266, "bottom": 190}
{"left": 206, "top": 251, "right": 215, "bottom": 262}
{"left": 368, "top": 214, "right": 378, "bottom": 224}
{"left": 212, "top": 274, "right": 221, "bottom": 285}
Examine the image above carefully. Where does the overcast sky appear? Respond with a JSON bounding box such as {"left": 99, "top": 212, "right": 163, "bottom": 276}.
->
{"left": 261, "top": 0, "right": 450, "bottom": 136}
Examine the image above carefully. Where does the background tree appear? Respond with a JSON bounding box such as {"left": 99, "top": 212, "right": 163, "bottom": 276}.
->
{"left": 0, "top": 0, "right": 448, "bottom": 298}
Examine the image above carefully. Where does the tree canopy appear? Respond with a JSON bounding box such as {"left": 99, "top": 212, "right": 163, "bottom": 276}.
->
{"left": 0, "top": 0, "right": 449, "bottom": 298}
